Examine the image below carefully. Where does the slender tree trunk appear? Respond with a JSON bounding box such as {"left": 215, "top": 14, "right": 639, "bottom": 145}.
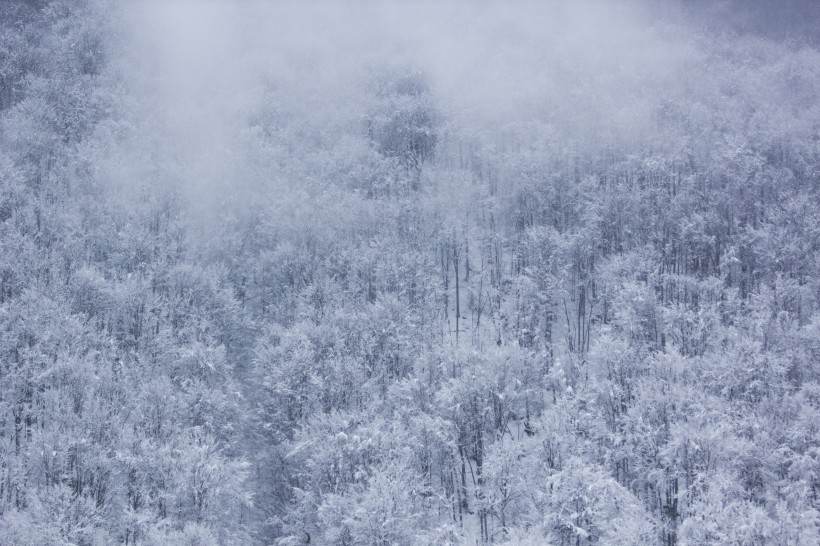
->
{"left": 453, "top": 240, "right": 460, "bottom": 342}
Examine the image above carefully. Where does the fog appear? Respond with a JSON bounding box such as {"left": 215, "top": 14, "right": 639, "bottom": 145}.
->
{"left": 133, "top": 1, "right": 688, "bottom": 125}
{"left": 111, "top": 1, "right": 705, "bottom": 222}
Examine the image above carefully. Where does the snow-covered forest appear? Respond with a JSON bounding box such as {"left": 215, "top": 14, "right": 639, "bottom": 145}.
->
{"left": 1, "top": 1, "right": 819, "bottom": 544}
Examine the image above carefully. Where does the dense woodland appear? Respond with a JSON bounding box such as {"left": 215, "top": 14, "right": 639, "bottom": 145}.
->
{"left": 1, "top": 1, "right": 819, "bottom": 544}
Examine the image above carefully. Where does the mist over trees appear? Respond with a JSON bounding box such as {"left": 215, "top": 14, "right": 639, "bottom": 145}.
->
{"left": 1, "top": 1, "right": 819, "bottom": 544}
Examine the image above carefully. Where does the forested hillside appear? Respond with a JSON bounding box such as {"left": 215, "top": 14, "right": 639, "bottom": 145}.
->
{"left": 1, "top": 1, "right": 819, "bottom": 544}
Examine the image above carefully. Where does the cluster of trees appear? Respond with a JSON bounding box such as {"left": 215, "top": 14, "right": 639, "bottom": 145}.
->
{"left": 0, "top": 2, "right": 251, "bottom": 544}
{"left": 1, "top": 1, "right": 818, "bottom": 544}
